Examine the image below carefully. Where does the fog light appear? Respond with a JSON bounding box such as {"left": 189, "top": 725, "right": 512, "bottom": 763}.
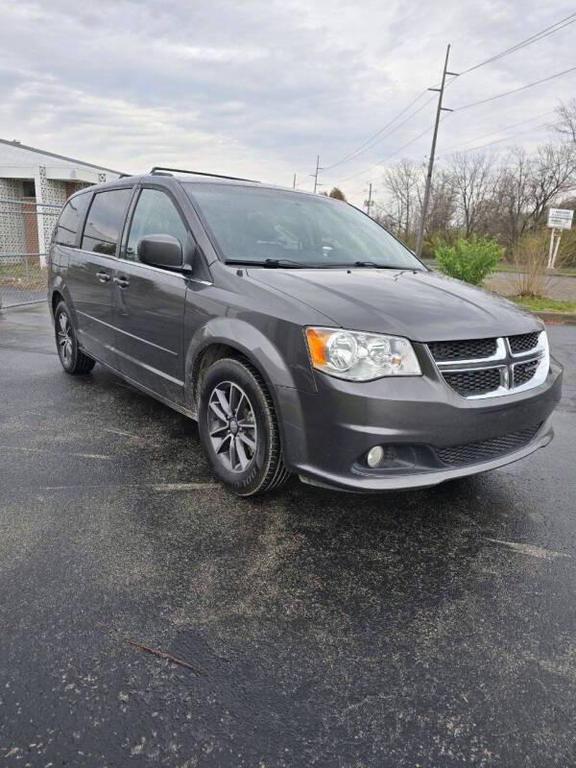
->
{"left": 366, "top": 446, "right": 384, "bottom": 468}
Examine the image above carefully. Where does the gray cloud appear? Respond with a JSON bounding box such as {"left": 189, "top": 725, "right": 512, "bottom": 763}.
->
{"left": 0, "top": 0, "right": 574, "bottom": 203}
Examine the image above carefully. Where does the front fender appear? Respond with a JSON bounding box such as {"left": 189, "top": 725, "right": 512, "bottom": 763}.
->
{"left": 185, "top": 316, "right": 317, "bottom": 404}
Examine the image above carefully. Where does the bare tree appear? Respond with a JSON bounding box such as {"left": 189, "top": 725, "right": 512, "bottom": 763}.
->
{"left": 374, "top": 139, "right": 576, "bottom": 263}
{"left": 426, "top": 170, "right": 456, "bottom": 239}
{"left": 383, "top": 160, "right": 422, "bottom": 240}
{"left": 496, "top": 149, "right": 537, "bottom": 249}
{"left": 450, "top": 153, "right": 493, "bottom": 237}
{"left": 526, "top": 143, "right": 576, "bottom": 225}
{"left": 553, "top": 99, "right": 576, "bottom": 143}
{"left": 491, "top": 145, "right": 576, "bottom": 250}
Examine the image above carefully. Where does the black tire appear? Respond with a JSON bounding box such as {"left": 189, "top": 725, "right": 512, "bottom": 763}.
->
{"left": 198, "top": 358, "right": 290, "bottom": 497}
{"left": 54, "top": 301, "right": 96, "bottom": 375}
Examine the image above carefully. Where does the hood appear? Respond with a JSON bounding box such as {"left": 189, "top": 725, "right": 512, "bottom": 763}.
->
{"left": 246, "top": 268, "right": 542, "bottom": 342}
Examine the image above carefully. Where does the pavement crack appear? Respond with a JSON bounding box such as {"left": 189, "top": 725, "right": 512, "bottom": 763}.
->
{"left": 128, "top": 640, "right": 205, "bottom": 675}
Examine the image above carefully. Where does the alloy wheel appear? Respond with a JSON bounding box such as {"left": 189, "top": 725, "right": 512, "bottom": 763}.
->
{"left": 57, "top": 311, "right": 73, "bottom": 365}
{"left": 207, "top": 381, "right": 258, "bottom": 473}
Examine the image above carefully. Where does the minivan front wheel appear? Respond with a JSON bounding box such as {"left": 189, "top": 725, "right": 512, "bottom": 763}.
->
{"left": 54, "top": 301, "right": 95, "bottom": 375}
{"left": 198, "top": 358, "right": 290, "bottom": 496}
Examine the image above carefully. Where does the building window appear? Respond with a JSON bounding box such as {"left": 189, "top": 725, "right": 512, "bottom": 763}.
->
{"left": 22, "top": 180, "right": 36, "bottom": 198}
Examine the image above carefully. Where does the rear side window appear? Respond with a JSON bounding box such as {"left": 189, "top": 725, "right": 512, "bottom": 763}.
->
{"left": 81, "top": 189, "right": 132, "bottom": 256}
{"left": 54, "top": 193, "right": 91, "bottom": 246}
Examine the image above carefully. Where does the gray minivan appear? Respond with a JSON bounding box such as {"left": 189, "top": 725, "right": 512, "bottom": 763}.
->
{"left": 48, "top": 168, "right": 562, "bottom": 496}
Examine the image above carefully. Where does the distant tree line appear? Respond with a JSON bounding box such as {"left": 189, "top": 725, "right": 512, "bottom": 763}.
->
{"left": 367, "top": 100, "right": 576, "bottom": 262}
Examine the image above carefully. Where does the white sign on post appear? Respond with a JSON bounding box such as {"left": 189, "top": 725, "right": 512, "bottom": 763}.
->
{"left": 547, "top": 208, "right": 574, "bottom": 230}
{"left": 547, "top": 208, "right": 573, "bottom": 268}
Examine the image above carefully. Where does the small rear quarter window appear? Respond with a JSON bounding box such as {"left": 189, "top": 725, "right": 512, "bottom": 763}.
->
{"left": 54, "top": 193, "right": 91, "bottom": 246}
{"left": 81, "top": 188, "right": 132, "bottom": 256}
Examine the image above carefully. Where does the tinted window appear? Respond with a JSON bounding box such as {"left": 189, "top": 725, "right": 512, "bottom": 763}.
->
{"left": 125, "top": 189, "right": 188, "bottom": 261}
{"left": 185, "top": 183, "right": 422, "bottom": 270}
{"left": 54, "top": 193, "right": 91, "bottom": 246}
{"left": 81, "top": 189, "right": 132, "bottom": 256}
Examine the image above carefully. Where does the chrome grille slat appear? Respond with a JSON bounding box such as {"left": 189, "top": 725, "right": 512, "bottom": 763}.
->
{"left": 427, "top": 331, "right": 547, "bottom": 399}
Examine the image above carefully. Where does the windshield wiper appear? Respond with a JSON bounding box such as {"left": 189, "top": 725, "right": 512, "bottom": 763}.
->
{"left": 352, "top": 261, "right": 401, "bottom": 269}
{"left": 224, "top": 258, "right": 306, "bottom": 269}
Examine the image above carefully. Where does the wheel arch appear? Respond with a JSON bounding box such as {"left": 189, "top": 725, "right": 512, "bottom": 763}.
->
{"left": 49, "top": 277, "right": 76, "bottom": 323}
{"left": 51, "top": 289, "right": 64, "bottom": 315}
{"left": 185, "top": 318, "right": 300, "bottom": 418}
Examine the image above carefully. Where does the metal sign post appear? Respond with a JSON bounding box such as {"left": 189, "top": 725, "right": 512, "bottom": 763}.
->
{"left": 547, "top": 208, "right": 574, "bottom": 269}
{"left": 548, "top": 228, "right": 556, "bottom": 268}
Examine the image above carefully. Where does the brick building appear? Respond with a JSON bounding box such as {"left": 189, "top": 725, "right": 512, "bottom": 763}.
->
{"left": 0, "top": 139, "right": 122, "bottom": 261}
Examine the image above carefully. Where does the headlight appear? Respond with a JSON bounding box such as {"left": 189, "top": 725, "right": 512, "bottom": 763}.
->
{"left": 305, "top": 327, "right": 422, "bottom": 381}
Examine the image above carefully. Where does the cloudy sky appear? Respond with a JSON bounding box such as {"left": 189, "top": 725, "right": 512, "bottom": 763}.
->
{"left": 1, "top": 0, "right": 575, "bottom": 205}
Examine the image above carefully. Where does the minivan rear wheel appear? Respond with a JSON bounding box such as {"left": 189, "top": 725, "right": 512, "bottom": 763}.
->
{"left": 198, "top": 358, "right": 290, "bottom": 496}
{"left": 54, "top": 301, "right": 95, "bottom": 375}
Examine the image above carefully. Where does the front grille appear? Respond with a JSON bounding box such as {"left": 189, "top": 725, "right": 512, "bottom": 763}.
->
{"left": 509, "top": 331, "right": 539, "bottom": 355}
{"left": 429, "top": 330, "right": 544, "bottom": 399}
{"left": 428, "top": 337, "right": 497, "bottom": 362}
{"left": 442, "top": 367, "right": 502, "bottom": 396}
{"left": 513, "top": 359, "right": 539, "bottom": 387}
{"left": 436, "top": 423, "right": 541, "bottom": 466}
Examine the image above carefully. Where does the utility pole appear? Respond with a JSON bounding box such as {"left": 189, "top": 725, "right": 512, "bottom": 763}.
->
{"left": 312, "top": 155, "right": 321, "bottom": 193}
{"left": 365, "top": 183, "right": 374, "bottom": 216}
{"left": 415, "top": 44, "right": 457, "bottom": 258}
{"left": 292, "top": 173, "right": 297, "bottom": 189}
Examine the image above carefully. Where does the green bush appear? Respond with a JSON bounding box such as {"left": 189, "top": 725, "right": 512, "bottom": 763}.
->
{"left": 435, "top": 237, "right": 502, "bottom": 285}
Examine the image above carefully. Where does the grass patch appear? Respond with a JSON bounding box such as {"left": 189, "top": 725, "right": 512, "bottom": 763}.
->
{"left": 511, "top": 296, "right": 576, "bottom": 314}
{"left": 0, "top": 261, "right": 46, "bottom": 289}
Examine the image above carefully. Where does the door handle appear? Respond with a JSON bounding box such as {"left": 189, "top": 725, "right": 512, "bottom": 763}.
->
{"left": 113, "top": 276, "right": 130, "bottom": 289}
{"left": 96, "top": 270, "right": 111, "bottom": 283}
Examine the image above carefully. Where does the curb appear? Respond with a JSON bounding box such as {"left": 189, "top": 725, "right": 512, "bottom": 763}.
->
{"left": 533, "top": 311, "right": 576, "bottom": 325}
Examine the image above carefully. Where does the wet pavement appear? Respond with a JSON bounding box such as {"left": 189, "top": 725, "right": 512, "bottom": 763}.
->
{"left": 0, "top": 304, "right": 575, "bottom": 767}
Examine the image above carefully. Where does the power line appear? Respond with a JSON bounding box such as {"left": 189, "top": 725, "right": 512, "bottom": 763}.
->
{"left": 436, "top": 110, "right": 554, "bottom": 157}
{"left": 459, "top": 12, "right": 576, "bottom": 75}
{"left": 319, "top": 14, "right": 576, "bottom": 190}
{"left": 331, "top": 89, "right": 556, "bottom": 186}
{"left": 322, "top": 90, "right": 430, "bottom": 170}
{"left": 443, "top": 123, "right": 550, "bottom": 157}
{"left": 338, "top": 107, "right": 554, "bottom": 186}
{"left": 333, "top": 109, "right": 451, "bottom": 184}
{"left": 320, "top": 13, "right": 576, "bottom": 177}
{"left": 455, "top": 64, "right": 576, "bottom": 111}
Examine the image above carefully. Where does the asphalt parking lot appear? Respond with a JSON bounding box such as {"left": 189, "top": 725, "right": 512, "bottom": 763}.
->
{"left": 1, "top": 304, "right": 575, "bottom": 767}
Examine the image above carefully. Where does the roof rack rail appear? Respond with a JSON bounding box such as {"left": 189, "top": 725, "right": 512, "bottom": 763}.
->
{"left": 149, "top": 166, "right": 260, "bottom": 183}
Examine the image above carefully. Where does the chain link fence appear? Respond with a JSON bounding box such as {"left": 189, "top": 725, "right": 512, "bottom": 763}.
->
{"left": 0, "top": 197, "right": 62, "bottom": 309}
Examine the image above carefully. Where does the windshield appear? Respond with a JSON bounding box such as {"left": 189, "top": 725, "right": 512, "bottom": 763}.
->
{"left": 185, "top": 183, "right": 423, "bottom": 269}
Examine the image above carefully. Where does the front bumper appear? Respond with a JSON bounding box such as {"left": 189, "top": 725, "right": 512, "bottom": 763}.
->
{"left": 275, "top": 360, "right": 562, "bottom": 492}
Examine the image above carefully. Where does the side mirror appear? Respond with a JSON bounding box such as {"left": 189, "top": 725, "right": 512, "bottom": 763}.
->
{"left": 137, "top": 234, "right": 183, "bottom": 269}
